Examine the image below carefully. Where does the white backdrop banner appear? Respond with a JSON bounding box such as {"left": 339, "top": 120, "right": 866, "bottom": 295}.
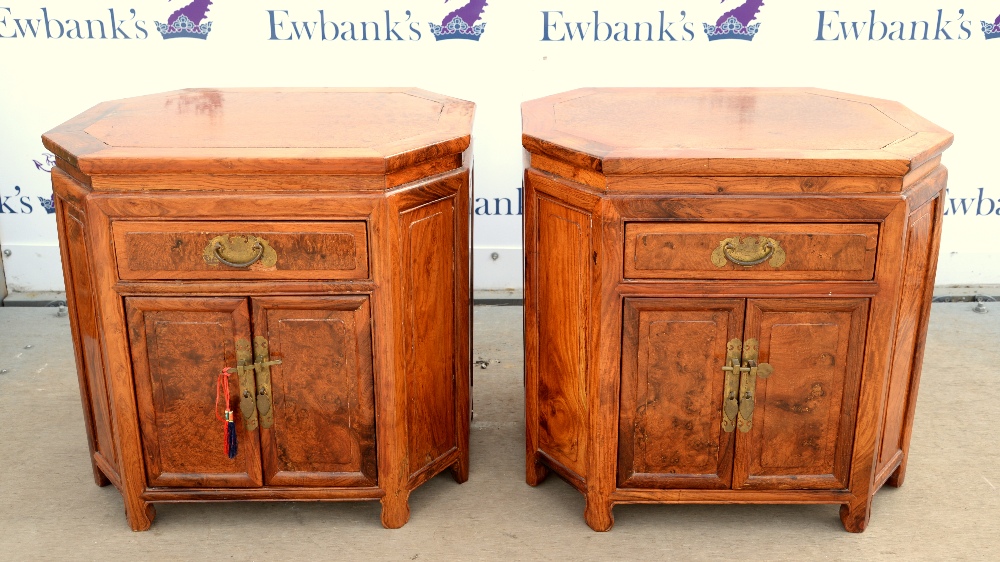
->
{"left": 1, "top": 0, "right": 998, "bottom": 292}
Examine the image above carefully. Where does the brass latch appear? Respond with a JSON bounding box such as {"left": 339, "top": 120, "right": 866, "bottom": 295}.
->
{"left": 227, "top": 337, "right": 282, "bottom": 431}
{"left": 720, "top": 339, "right": 743, "bottom": 432}
{"left": 252, "top": 336, "right": 281, "bottom": 429}
{"left": 720, "top": 338, "right": 774, "bottom": 433}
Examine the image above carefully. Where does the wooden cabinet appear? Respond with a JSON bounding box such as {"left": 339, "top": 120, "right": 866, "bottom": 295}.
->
{"left": 522, "top": 88, "right": 952, "bottom": 532}
{"left": 43, "top": 88, "right": 473, "bottom": 530}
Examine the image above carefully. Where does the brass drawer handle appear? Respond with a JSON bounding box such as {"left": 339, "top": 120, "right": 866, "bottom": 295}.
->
{"left": 711, "top": 236, "right": 786, "bottom": 268}
{"left": 203, "top": 235, "right": 277, "bottom": 269}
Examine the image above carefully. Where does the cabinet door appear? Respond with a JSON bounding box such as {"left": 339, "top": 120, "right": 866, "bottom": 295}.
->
{"left": 618, "top": 298, "right": 744, "bottom": 489}
{"left": 253, "top": 297, "right": 377, "bottom": 487}
{"left": 127, "top": 297, "right": 263, "bottom": 488}
{"left": 733, "top": 299, "right": 868, "bottom": 490}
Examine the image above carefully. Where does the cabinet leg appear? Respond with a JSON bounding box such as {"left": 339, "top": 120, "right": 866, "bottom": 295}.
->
{"left": 526, "top": 456, "right": 549, "bottom": 487}
{"left": 839, "top": 498, "right": 872, "bottom": 533}
{"left": 92, "top": 465, "right": 111, "bottom": 487}
{"left": 584, "top": 497, "right": 614, "bottom": 532}
{"left": 886, "top": 460, "right": 907, "bottom": 488}
{"left": 125, "top": 502, "right": 156, "bottom": 532}
{"left": 380, "top": 491, "right": 411, "bottom": 529}
{"left": 449, "top": 457, "right": 469, "bottom": 484}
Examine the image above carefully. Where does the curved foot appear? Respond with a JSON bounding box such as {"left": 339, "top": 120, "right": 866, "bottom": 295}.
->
{"left": 450, "top": 458, "right": 469, "bottom": 484}
{"left": 584, "top": 498, "right": 614, "bottom": 532}
{"left": 127, "top": 502, "right": 155, "bottom": 532}
{"left": 526, "top": 458, "right": 549, "bottom": 487}
{"left": 380, "top": 491, "right": 411, "bottom": 529}
{"left": 839, "top": 501, "right": 871, "bottom": 533}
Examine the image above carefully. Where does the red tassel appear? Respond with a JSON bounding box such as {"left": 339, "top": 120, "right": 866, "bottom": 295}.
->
{"left": 216, "top": 369, "right": 238, "bottom": 459}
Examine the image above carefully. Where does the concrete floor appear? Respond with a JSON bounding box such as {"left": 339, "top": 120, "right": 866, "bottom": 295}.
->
{"left": 0, "top": 303, "right": 997, "bottom": 560}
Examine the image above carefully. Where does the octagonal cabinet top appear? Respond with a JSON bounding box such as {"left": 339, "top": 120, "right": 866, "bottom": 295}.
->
{"left": 522, "top": 88, "right": 952, "bottom": 178}
{"left": 43, "top": 88, "right": 475, "bottom": 180}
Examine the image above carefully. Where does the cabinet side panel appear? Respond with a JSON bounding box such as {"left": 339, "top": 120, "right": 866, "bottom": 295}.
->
{"left": 256, "top": 297, "right": 377, "bottom": 487}
{"left": 877, "top": 199, "right": 936, "bottom": 476}
{"left": 618, "top": 299, "right": 742, "bottom": 489}
{"left": 534, "top": 197, "right": 590, "bottom": 478}
{"left": 403, "top": 198, "right": 458, "bottom": 477}
{"left": 57, "top": 196, "right": 119, "bottom": 478}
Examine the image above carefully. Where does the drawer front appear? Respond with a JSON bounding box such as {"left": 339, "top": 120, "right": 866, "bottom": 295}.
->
{"left": 114, "top": 221, "right": 368, "bottom": 280}
{"left": 625, "top": 223, "right": 878, "bottom": 281}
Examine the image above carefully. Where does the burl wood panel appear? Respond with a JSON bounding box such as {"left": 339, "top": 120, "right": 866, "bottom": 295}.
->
{"left": 734, "top": 299, "right": 868, "bottom": 490}
{"left": 113, "top": 221, "right": 368, "bottom": 281}
{"left": 877, "top": 199, "right": 938, "bottom": 480}
{"left": 534, "top": 197, "right": 591, "bottom": 478}
{"left": 625, "top": 223, "right": 879, "bottom": 281}
{"left": 402, "top": 198, "right": 458, "bottom": 478}
{"left": 618, "top": 299, "right": 743, "bottom": 489}
{"left": 254, "top": 297, "right": 377, "bottom": 487}
{"left": 58, "top": 199, "right": 118, "bottom": 476}
{"left": 127, "top": 297, "right": 263, "bottom": 488}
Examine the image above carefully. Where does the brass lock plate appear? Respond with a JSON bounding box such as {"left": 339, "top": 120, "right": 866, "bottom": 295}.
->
{"left": 233, "top": 338, "right": 259, "bottom": 432}
{"left": 721, "top": 339, "right": 742, "bottom": 433}
{"left": 253, "top": 336, "right": 281, "bottom": 429}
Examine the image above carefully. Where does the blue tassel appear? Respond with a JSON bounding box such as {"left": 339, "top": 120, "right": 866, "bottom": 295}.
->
{"left": 225, "top": 413, "right": 238, "bottom": 459}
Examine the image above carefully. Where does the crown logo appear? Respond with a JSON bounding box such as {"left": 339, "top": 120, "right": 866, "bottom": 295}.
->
{"left": 982, "top": 19, "right": 1000, "bottom": 40}
{"left": 703, "top": 16, "right": 760, "bottom": 41}
{"left": 156, "top": 14, "right": 212, "bottom": 39}
{"left": 430, "top": 1, "right": 488, "bottom": 41}
{"left": 156, "top": 1, "right": 214, "bottom": 40}
{"left": 704, "top": 0, "right": 764, "bottom": 42}
{"left": 429, "top": 15, "right": 486, "bottom": 40}
{"left": 37, "top": 196, "right": 56, "bottom": 214}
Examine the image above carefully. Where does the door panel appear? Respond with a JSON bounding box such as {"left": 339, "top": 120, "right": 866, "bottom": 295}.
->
{"left": 618, "top": 298, "right": 743, "bottom": 489}
{"left": 254, "top": 297, "right": 377, "bottom": 487}
{"left": 127, "top": 297, "right": 262, "bottom": 488}
{"left": 733, "top": 299, "right": 868, "bottom": 490}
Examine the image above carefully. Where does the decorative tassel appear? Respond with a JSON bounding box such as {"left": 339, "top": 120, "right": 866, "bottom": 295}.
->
{"left": 225, "top": 410, "right": 238, "bottom": 459}
{"left": 216, "top": 369, "right": 238, "bottom": 459}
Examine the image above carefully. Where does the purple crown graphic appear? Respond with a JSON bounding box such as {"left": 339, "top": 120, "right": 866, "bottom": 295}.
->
{"left": 430, "top": 0, "right": 488, "bottom": 41}
{"left": 982, "top": 14, "right": 1000, "bottom": 39}
{"left": 704, "top": 0, "right": 764, "bottom": 41}
{"left": 156, "top": 0, "right": 213, "bottom": 40}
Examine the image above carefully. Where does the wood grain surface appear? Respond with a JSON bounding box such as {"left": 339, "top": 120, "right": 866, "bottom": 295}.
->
{"left": 625, "top": 222, "right": 879, "bottom": 281}
{"left": 42, "top": 88, "right": 475, "bottom": 177}
{"left": 113, "top": 221, "right": 369, "bottom": 281}
{"left": 618, "top": 298, "right": 742, "bottom": 490}
{"left": 522, "top": 88, "right": 953, "bottom": 178}
{"left": 522, "top": 88, "right": 950, "bottom": 533}
{"left": 254, "top": 297, "right": 377, "bottom": 488}
{"left": 49, "top": 88, "right": 472, "bottom": 530}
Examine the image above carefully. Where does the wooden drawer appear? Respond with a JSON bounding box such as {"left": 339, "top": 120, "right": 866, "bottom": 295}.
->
{"left": 113, "top": 221, "right": 369, "bottom": 281}
{"left": 624, "top": 223, "right": 878, "bottom": 281}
